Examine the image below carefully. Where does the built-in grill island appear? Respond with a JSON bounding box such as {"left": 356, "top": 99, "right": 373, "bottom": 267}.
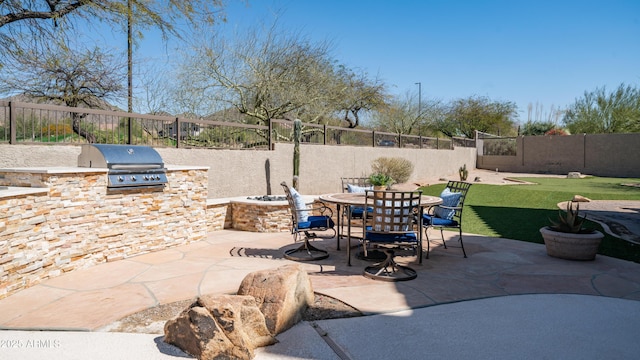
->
{"left": 0, "top": 147, "right": 209, "bottom": 299}
{"left": 78, "top": 144, "right": 168, "bottom": 190}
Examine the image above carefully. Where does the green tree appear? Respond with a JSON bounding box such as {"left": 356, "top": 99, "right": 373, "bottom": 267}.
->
{"left": 563, "top": 83, "right": 640, "bottom": 134}
{"left": 521, "top": 121, "right": 556, "bottom": 135}
{"left": 435, "top": 96, "right": 518, "bottom": 138}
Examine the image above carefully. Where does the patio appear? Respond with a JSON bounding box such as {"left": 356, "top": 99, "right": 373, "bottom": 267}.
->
{"left": 1, "top": 228, "right": 639, "bottom": 331}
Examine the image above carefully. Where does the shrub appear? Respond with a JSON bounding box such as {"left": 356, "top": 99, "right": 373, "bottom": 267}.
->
{"left": 371, "top": 157, "right": 414, "bottom": 184}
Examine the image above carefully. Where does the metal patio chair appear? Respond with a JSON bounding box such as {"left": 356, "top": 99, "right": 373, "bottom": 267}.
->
{"left": 422, "top": 180, "right": 472, "bottom": 258}
{"left": 340, "top": 177, "right": 373, "bottom": 237}
{"left": 281, "top": 181, "right": 335, "bottom": 261}
{"left": 361, "top": 189, "right": 422, "bottom": 281}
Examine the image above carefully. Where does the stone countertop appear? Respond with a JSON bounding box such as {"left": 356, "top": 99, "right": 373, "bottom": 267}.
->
{"left": 0, "top": 186, "right": 49, "bottom": 198}
{"left": 0, "top": 167, "right": 107, "bottom": 173}
{"left": 0, "top": 165, "right": 209, "bottom": 173}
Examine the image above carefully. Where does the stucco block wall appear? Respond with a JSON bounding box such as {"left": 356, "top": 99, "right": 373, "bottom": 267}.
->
{"left": 296, "top": 144, "right": 477, "bottom": 195}
{"left": 477, "top": 133, "right": 640, "bottom": 177}
{"left": 0, "top": 144, "right": 476, "bottom": 198}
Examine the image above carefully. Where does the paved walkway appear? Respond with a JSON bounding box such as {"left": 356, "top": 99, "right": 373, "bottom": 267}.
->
{"left": 1, "top": 229, "right": 640, "bottom": 358}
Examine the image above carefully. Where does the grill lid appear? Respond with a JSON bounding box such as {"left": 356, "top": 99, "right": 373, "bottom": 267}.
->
{"left": 78, "top": 144, "right": 164, "bottom": 169}
{"left": 78, "top": 144, "right": 167, "bottom": 189}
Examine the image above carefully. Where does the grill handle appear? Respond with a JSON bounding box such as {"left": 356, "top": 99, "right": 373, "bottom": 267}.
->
{"left": 110, "top": 164, "right": 163, "bottom": 170}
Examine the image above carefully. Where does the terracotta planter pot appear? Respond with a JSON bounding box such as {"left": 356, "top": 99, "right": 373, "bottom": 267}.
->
{"left": 539, "top": 226, "right": 604, "bottom": 261}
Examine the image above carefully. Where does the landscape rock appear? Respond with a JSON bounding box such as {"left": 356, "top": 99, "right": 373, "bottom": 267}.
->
{"left": 237, "top": 264, "right": 314, "bottom": 335}
{"left": 567, "top": 172, "right": 582, "bottom": 179}
{"left": 164, "top": 295, "right": 276, "bottom": 360}
{"left": 572, "top": 195, "right": 591, "bottom": 202}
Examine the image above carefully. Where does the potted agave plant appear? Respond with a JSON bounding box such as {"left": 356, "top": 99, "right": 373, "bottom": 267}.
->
{"left": 539, "top": 200, "right": 604, "bottom": 260}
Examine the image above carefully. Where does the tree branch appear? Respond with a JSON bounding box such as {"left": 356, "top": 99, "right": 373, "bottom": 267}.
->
{"left": 0, "top": 0, "right": 89, "bottom": 27}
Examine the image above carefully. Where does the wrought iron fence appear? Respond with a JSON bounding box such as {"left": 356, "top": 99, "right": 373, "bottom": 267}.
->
{"left": 477, "top": 131, "right": 516, "bottom": 156}
{"left": 0, "top": 101, "right": 475, "bottom": 150}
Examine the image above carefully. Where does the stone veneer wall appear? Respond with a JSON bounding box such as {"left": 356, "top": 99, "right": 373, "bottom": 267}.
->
{"left": 205, "top": 198, "right": 334, "bottom": 234}
{"left": 206, "top": 200, "right": 233, "bottom": 232}
{"left": 231, "top": 201, "right": 291, "bottom": 233}
{"left": 0, "top": 167, "right": 208, "bottom": 300}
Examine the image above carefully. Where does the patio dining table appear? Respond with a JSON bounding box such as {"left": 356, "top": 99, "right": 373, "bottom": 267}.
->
{"left": 319, "top": 192, "right": 443, "bottom": 265}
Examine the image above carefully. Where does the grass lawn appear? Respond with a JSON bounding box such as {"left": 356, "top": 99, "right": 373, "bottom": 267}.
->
{"left": 420, "top": 176, "right": 640, "bottom": 263}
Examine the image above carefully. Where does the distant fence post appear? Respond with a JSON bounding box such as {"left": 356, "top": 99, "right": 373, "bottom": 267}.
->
{"left": 127, "top": 116, "right": 132, "bottom": 145}
{"left": 268, "top": 118, "right": 273, "bottom": 150}
{"left": 372, "top": 131, "right": 376, "bottom": 147}
{"left": 9, "top": 101, "right": 16, "bottom": 144}
{"left": 175, "top": 118, "right": 181, "bottom": 148}
{"left": 323, "top": 124, "right": 327, "bottom": 145}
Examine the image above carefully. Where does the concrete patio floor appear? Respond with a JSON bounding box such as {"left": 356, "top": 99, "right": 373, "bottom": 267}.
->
{"left": 1, "top": 229, "right": 640, "bottom": 359}
{"left": 1, "top": 228, "right": 640, "bottom": 329}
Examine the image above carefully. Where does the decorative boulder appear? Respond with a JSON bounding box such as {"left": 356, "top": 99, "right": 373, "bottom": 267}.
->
{"left": 567, "top": 172, "right": 582, "bottom": 179}
{"left": 164, "top": 295, "right": 277, "bottom": 360}
{"left": 572, "top": 194, "right": 591, "bottom": 202}
{"left": 237, "top": 264, "right": 314, "bottom": 335}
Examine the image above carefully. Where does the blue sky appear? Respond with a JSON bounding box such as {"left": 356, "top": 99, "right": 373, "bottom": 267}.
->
{"left": 117, "top": 0, "right": 640, "bottom": 122}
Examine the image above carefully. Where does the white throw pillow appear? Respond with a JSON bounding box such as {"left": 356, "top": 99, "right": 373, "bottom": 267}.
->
{"left": 289, "top": 187, "right": 309, "bottom": 222}
{"left": 434, "top": 187, "right": 462, "bottom": 220}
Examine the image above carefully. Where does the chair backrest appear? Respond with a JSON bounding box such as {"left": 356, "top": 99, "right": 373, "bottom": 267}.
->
{"left": 445, "top": 180, "right": 472, "bottom": 220}
{"left": 365, "top": 190, "right": 422, "bottom": 234}
{"left": 280, "top": 181, "right": 308, "bottom": 227}
{"left": 341, "top": 177, "right": 371, "bottom": 193}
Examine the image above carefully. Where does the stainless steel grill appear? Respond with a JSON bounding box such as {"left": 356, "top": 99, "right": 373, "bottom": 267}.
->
{"left": 78, "top": 144, "right": 168, "bottom": 190}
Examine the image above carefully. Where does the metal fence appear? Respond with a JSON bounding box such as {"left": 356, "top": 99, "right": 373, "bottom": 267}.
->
{"left": 0, "top": 101, "right": 475, "bottom": 150}
{"left": 477, "top": 131, "right": 516, "bottom": 156}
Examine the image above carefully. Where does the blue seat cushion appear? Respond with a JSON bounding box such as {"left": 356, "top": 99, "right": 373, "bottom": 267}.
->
{"left": 423, "top": 213, "right": 459, "bottom": 227}
{"left": 298, "top": 215, "right": 335, "bottom": 230}
{"left": 434, "top": 187, "right": 462, "bottom": 220}
{"left": 351, "top": 206, "right": 373, "bottom": 217}
{"left": 365, "top": 226, "right": 417, "bottom": 243}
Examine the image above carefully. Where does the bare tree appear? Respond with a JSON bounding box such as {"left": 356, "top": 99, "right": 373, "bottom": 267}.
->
{"left": 370, "top": 91, "right": 443, "bottom": 136}
{"left": 177, "top": 21, "right": 388, "bottom": 130}
{"left": 0, "top": 1, "right": 225, "bottom": 39}
{"left": 178, "top": 23, "right": 336, "bottom": 124}
{"left": 0, "top": 42, "right": 126, "bottom": 142}
{"left": 334, "top": 65, "right": 388, "bottom": 128}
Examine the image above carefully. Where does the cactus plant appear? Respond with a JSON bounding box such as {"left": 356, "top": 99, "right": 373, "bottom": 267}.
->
{"left": 459, "top": 164, "right": 468, "bottom": 181}
{"left": 293, "top": 119, "right": 301, "bottom": 189}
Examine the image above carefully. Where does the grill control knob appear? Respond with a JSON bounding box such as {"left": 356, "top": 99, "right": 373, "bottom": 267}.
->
{"left": 117, "top": 176, "right": 124, "bottom": 182}
{"left": 131, "top": 176, "right": 137, "bottom": 181}
{"left": 155, "top": 175, "right": 161, "bottom": 180}
{"left": 143, "top": 175, "right": 149, "bottom": 181}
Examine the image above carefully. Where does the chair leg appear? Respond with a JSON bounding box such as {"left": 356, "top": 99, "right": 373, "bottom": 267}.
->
{"left": 283, "top": 232, "right": 329, "bottom": 261}
{"left": 363, "top": 249, "right": 417, "bottom": 282}
{"left": 459, "top": 228, "right": 467, "bottom": 258}
{"left": 440, "top": 228, "right": 448, "bottom": 249}
{"left": 423, "top": 226, "right": 430, "bottom": 259}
